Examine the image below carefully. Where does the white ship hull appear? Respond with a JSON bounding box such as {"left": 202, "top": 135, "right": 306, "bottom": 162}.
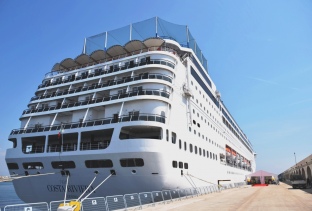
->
{"left": 6, "top": 17, "right": 256, "bottom": 203}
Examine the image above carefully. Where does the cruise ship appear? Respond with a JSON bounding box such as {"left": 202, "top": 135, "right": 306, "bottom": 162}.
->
{"left": 5, "top": 17, "right": 256, "bottom": 203}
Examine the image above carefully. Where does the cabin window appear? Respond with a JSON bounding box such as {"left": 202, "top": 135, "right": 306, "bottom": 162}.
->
{"left": 166, "top": 129, "right": 169, "bottom": 141}
{"left": 172, "top": 161, "right": 177, "bottom": 168}
{"left": 120, "top": 158, "right": 144, "bottom": 167}
{"left": 171, "top": 132, "right": 176, "bottom": 144}
{"left": 81, "top": 129, "right": 113, "bottom": 151}
{"left": 23, "top": 162, "right": 44, "bottom": 170}
{"left": 184, "top": 163, "right": 189, "bottom": 169}
{"left": 184, "top": 142, "right": 187, "bottom": 151}
{"left": 189, "top": 144, "right": 193, "bottom": 153}
{"left": 179, "top": 139, "right": 182, "bottom": 149}
{"left": 179, "top": 162, "right": 183, "bottom": 169}
{"left": 7, "top": 163, "right": 19, "bottom": 170}
{"left": 120, "top": 126, "right": 162, "bottom": 140}
{"left": 48, "top": 133, "right": 79, "bottom": 153}
{"left": 195, "top": 146, "right": 198, "bottom": 154}
{"left": 51, "top": 161, "right": 76, "bottom": 169}
{"left": 85, "top": 159, "right": 113, "bottom": 168}
{"left": 22, "top": 136, "right": 45, "bottom": 154}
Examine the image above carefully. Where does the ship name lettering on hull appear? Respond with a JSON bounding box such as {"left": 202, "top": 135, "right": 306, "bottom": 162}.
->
{"left": 47, "top": 185, "right": 95, "bottom": 193}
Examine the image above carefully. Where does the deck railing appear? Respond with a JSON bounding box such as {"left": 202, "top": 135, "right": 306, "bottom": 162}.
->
{"left": 32, "top": 73, "right": 172, "bottom": 101}
{"left": 38, "top": 58, "right": 175, "bottom": 89}
{"left": 24, "top": 89, "right": 170, "bottom": 115}
{"left": 11, "top": 113, "right": 166, "bottom": 135}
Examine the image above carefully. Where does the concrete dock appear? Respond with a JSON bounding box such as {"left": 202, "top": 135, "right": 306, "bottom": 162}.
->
{"left": 143, "top": 183, "right": 312, "bottom": 211}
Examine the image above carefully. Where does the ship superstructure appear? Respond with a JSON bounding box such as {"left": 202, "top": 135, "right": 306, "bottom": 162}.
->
{"left": 5, "top": 17, "right": 256, "bottom": 203}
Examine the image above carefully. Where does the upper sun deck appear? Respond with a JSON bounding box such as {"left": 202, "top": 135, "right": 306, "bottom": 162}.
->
{"left": 48, "top": 17, "right": 208, "bottom": 77}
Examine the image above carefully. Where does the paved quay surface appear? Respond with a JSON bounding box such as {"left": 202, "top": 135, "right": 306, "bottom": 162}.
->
{"left": 143, "top": 183, "right": 312, "bottom": 211}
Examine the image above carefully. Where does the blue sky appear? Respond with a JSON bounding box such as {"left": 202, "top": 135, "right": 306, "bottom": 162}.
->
{"left": 0, "top": 0, "right": 311, "bottom": 176}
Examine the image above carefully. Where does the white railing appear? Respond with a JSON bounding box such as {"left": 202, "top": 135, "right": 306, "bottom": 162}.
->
{"left": 3, "top": 182, "right": 246, "bottom": 211}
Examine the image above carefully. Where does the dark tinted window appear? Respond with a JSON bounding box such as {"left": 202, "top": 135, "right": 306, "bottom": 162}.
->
{"left": 85, "top": 160, "right": 113, "bottom": 168}
{"left": 179, "top": 162, "right": 183, "bottom": 169}
{"left": 120, "top": 158, "right": 144, "bottom": 167}
{"left": 7, "top": 163, "right": 19, "bottom": 170}
{"left": 172, "top": 161, "right": 177, "bottom": 168}
{"left": 23, "top": 162, "right": 44, "bottom": 169}
{"left": 51, "top": 161, "right": 76, "bottom": 169}
{"left": 184, "top": 163, "right": 188, "bottom": 169}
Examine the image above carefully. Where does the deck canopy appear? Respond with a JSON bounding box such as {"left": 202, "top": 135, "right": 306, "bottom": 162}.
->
{"left": 143, "top": 37, "right": 164, "bottom": 48}
{"left": 75, "top": 54, "right": 93, "bottom": 66}
{"left": 52, "top": 63, "right": 63, "bottom": 71}
{"left": 53, "top": 58, "right": 79, "bottom": 71}
{"left": 90, "top": 50, "right": 108, "bottom": 62}
{"left": 106, "top": 45, "right": 128, "bottom": 57}
{"left": 51, "top": 17, "right": 208, "bottom": 72}
{"left": 124, "top": 40, "right": 145, "bottom": 53}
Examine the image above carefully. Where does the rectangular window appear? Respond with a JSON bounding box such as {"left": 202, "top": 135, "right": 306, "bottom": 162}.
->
{"left": 51, "top": 161, "right": 76, "bottom": 169}
{"left": 171, "top": 132, "right": 176, "bottom": 144}
{"left": 179, "top": 139, "right": 182, "bottom": 149}
{"left": 120, "top": 158, "right": 144, "bottom": 167}
{"left": 184, "top": 163, "right": 188, "bottom": 169}
{"left": 199, "top": 148, "right": 202, "bottom": 156}
{"left": 85, "top": 159, "right": 113, "bottom": 168}
{"left": 166, "top": 129, "right": 169, "bottom": 142}
{"left": 120, "top": 126, "right": 162, "bottom": 140}
{"left": 195, "top": 146, "right": 198, "bottom": 154}
{"left": 7, "top": 163, "right": 19, "bottom": 170}
{"left": 179, "top": 162, "right": 183, "bottom": 169}
{"left": 23, "top": 162, "right": 44, "bottom": 170}
{"left": 190, "top": 144, "right": 193, "bottom": 153}
{"left": 184, "top": 142, "right": 187, "bottom": 151}
{"left": 172, "top": 160, "right": 177, "bottom": 168}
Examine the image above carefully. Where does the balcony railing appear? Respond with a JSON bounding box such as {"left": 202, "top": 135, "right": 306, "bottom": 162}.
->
{"left": 47, "top": 144, "right": 77, "bottom": 153}
{"left": 24, "top": 89, "right": 170, "bottom": 115}
{"left": 80, "top": 141, "right": 110, "bottom": 151}
{"left": 11, "top": 113, "right": 166, "bottom": 135}
{"left": 22, "top": 146, "right": 45, "bottom": 154}
{"left": 38, "top": 58, "right": 175, "bottom": 89}
{"left": 31, "top": 73, "right": 172, "bottom": 101}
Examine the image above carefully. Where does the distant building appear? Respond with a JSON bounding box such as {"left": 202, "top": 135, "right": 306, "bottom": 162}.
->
{"left": 279, "top": 154, "right": 312, "bottom": 182}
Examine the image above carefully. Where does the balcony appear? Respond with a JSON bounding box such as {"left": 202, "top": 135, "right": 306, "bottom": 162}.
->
{"left": 31, "top": 73, "right": 172, "bottom": 101}
{"left": 11, "top": 113, "right": 166, "bottom": 135}
{"left": 24, "top": 89, "right": 170, "bottom": 115}
{"left": 38, "top": 58, "right": 175, "bottom": 89}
